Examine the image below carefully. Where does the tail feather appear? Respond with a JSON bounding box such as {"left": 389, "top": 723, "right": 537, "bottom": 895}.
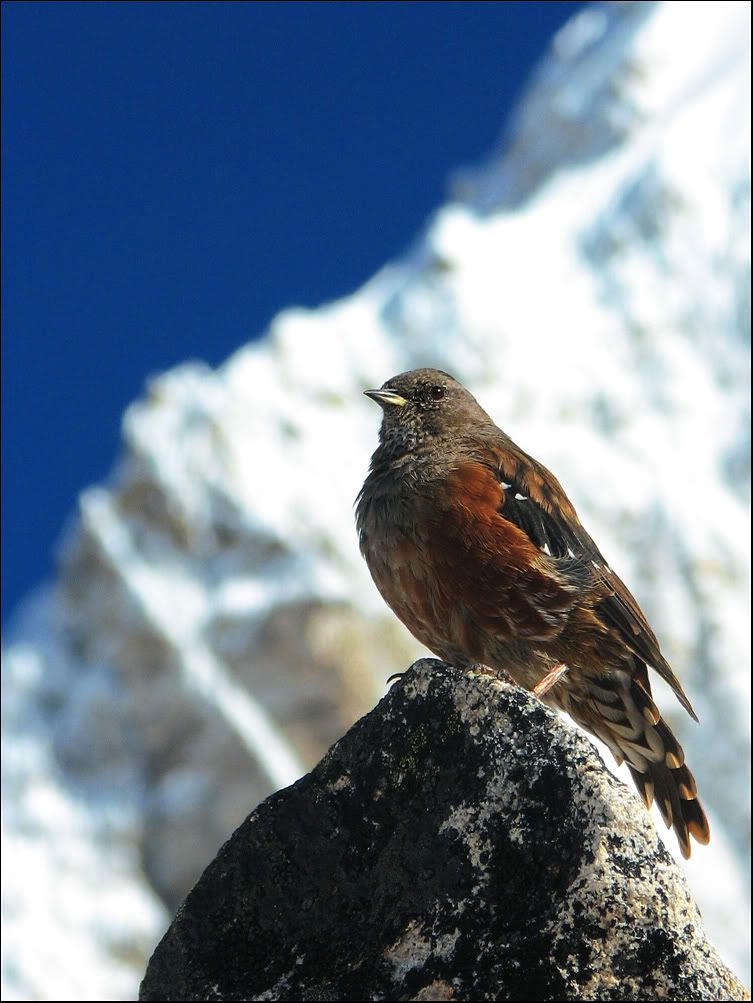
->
{"left": 571, "top": 661, "right": 710, "bottom": 858}
{"left": 627, "top": 758, "right": 709, "bottom": 858}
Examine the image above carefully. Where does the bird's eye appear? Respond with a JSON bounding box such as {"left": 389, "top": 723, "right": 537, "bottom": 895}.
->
{"left": 430, "top": 385, "right": 445, "bottom": 400}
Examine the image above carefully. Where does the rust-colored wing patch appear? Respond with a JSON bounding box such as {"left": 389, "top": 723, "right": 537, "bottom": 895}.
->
{"left": 413, "top": 461, "right": 580, "bottom": 643}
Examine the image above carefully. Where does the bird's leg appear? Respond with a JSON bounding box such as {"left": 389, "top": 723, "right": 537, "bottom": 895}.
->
{"left": 533, "top": 663, "right": 569, "bottom": 698}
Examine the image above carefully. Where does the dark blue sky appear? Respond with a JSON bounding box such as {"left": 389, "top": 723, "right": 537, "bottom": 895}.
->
{"left": 2, "top": 1, "right": 583, "bottom": 619}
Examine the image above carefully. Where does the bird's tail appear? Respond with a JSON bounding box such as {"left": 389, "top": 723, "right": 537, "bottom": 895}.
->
{"left": 565, "top": 660, "right": 710, "bottom": 858}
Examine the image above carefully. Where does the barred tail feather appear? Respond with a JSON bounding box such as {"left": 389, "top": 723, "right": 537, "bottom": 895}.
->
{"left": 627, "top": 759, "right": 710, "bottom": 859}
{"left": 573, "top": 662, "right": 710, "bottom": 857}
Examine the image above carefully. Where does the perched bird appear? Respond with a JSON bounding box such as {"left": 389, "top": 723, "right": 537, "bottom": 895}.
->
{"left": 356, "top": 368, "right": 710, "bottom": 858}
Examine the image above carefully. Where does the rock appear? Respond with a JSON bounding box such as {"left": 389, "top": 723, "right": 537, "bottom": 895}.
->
{"left": 4, "top": 7, "right": 750, "bottom": 998}
{"left": 139, "top": 660, "right": 748, "bottom": 1002}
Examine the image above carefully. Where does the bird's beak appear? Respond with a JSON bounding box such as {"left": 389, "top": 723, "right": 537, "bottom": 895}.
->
{"left": 363, "top": 388, "right": 408, "bottom": 408}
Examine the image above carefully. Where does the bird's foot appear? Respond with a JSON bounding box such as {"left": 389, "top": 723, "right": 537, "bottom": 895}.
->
{"left": 469, "top": 663, "right": 515, "bottom": 683}
{"left": 533, "top": 663, "right": 569, "bottom": 698}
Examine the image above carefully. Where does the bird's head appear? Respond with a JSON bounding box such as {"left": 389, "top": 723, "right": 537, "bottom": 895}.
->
{"left": 364, "top": 368, "right": 492, "bottom": 457}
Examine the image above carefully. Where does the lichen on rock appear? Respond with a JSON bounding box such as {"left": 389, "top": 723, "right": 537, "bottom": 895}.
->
{"left": 139, "top": 660, "right": 749, "bottom": 1002}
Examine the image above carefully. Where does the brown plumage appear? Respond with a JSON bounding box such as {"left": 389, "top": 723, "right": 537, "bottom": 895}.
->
{"left": 356, "top": 368, "right": 710, "bottom": 858}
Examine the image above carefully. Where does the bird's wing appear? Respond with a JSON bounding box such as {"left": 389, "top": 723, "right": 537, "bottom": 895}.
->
{"left": 414, "top": 456, "right": 579, "bottom": 644}
{"left": 470, "top": 444, "right": 696, "bottom": 718}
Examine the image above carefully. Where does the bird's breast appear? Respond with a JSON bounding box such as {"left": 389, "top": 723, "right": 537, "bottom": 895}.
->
{"left": 357, "top": 476, "right": 452, "bottom": 644}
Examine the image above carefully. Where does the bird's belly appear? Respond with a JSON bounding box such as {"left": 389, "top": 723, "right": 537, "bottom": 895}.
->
{"left": 362, "top": 533, "right": 457, "bottom": 656}
{"left": 362, "top": 525, "right": 524, "bottom": 671}
{"left": 359, "top": 476, "right": 571, "bottom": 679}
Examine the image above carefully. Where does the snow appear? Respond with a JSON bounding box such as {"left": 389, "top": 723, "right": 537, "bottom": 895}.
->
{"left": 2, "top": 599, "right": 168, "bottom": 1002}
{"left": 3, "top": 3, "right": 750, "bottom": 998}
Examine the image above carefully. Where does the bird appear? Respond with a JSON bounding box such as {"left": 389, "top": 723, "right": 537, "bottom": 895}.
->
{"left": 355, "top": 367, "right": 710, "bottom": 858}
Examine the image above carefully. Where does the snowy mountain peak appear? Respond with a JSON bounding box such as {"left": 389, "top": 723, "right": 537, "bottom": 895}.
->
{"left": 3, "top": 4, "right": 750, "bottom": 999}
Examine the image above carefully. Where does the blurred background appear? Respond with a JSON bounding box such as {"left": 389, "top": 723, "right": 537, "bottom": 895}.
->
{"left": 2, "top": 2, "right": 750, "bottom": 1000}
{"left": 2, "top": 0, "right": 580, "bottom": 620}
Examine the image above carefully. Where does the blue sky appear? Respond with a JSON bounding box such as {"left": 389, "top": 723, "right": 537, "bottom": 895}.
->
{"left": 2, "top": 1, "right": 583, "bottom": 619}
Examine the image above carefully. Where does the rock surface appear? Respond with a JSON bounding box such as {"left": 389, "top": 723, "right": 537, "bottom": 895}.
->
{"left": 3, "top": 5, "right": 750, "bottom": 998}
{"left": 139, "top": 660, "right": 748, "bottom": 1002}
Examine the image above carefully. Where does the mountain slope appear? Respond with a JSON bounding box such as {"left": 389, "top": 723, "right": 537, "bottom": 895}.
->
{"left": 3, "top": 3, "right": 750, "bottom": 999}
